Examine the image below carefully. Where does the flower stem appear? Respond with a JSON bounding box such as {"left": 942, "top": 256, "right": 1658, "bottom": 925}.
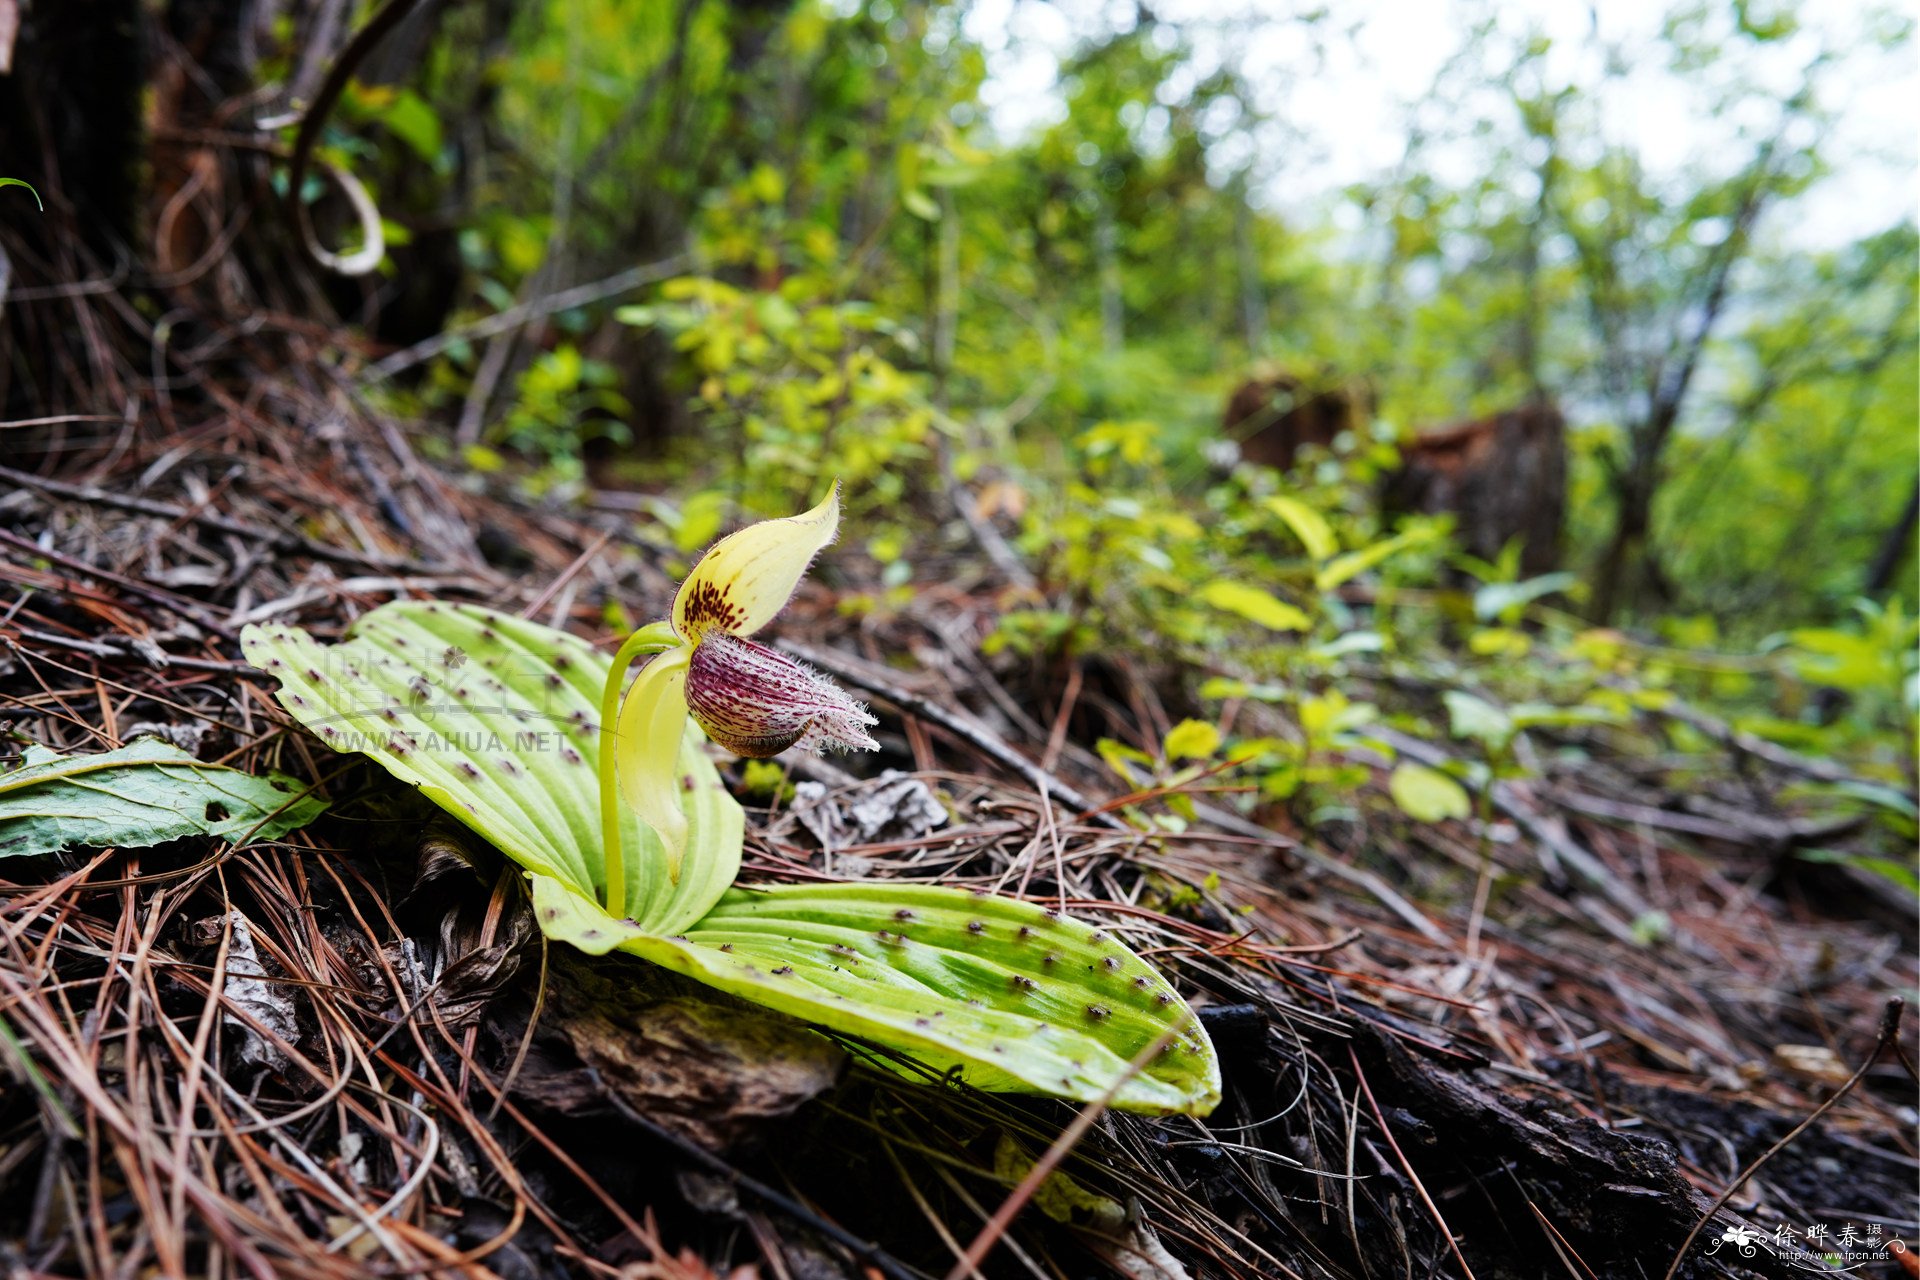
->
{"left": 599, "top": 623, "right": 677, "bottom": 914}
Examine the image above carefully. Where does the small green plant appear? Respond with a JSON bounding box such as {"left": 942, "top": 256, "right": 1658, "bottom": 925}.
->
{"left": 243, "top": 489, "right": 1219, "bottom": 1114}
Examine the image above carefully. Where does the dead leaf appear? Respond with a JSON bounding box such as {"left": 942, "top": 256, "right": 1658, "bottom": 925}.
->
{"left": 223, "top": 911, "right": 296, "bottom": 1073}
{"left": 1772, "top": 1043, "right": 1851, "bottom": 1087}
{"left": 791, "top": 770, "right": 947, "bottom": 853}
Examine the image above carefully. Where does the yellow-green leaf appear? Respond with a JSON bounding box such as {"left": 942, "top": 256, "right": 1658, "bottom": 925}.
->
{"left": 532, "top": 878, "right": 1221, "bottom": 1116}
{"left": 1197, "top": 581, "right": 1312, "bottom": 632}
{"left": 1388, "top": 763, "right": 1471, "bottom": 822}
{"left": 1163, "top": 719, "right": 1221, "bottom": 762}
{"left": 1265, "top": 495, "right": 1337, "bottom": 561}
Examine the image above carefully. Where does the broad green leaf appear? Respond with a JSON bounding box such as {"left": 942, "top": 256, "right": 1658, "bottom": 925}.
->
{"left": 0, "top": 740, "right": 326, "bottom": 858}
{"left": 1163, "top": 719, "right": 1221, "bottom": 762}
{"left": 1443, "top": 691, "right": 1513, "bottom": 746}
{"left": 1197, "top": 581, "right": 1312, "bottom": 632}
{"left": 1787, "top": 628, "right": 1898, "bottom": 691}
{"left": 1388, "top": 763, "right": 1471, "bottom": 823}
{"left": 1311, "top": 631, "right": 1386, "bottom": 660}
{"left": 241, "top": 602, "right": 740, "bottom": 935}
{"left": 902, "top": 188, "right": 940, "bottom": 220}
{"left": 1473, "top": 572, "right": 1579, "bottom": 622}
{"left": 1315, "top": 526, "right": 1438, "bottom": 591}
{"left": 531, "top": 878, "right": 1221, "bottom": 1116}
{"left": 1264, "top": 495, "right": 1337, "bottom": 561}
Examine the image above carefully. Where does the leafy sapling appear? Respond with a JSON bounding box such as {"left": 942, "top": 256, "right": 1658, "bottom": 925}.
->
{"left": 242, "top": 487, "right": 1219, "bottom": 1114}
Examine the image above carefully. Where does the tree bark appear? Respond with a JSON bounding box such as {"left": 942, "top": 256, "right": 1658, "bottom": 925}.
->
{"left": 1864, "top": 479, "right": 1919, "bottom": 598}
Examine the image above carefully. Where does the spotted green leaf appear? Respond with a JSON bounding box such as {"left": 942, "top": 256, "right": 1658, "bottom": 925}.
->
{"left": 240, "top": 602, "right": 740, "bottom": 935}
{"left": 532, "top": 877, "right": 1220, "bottom": 1115}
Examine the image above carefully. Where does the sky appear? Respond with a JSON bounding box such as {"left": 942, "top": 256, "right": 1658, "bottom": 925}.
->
{"left": 964, "top": 0, "right": 1919, "bottom": 248}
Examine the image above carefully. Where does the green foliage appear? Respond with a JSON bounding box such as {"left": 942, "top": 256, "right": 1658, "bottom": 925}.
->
{"left": 616, "top": 271, "right": 933, "bottom": 509}
{"left": 0, "top": 740, "right": 326, "bottom": 858}
{"left": 240, "top": 602, "right": 739, "bottom": 933}
{"left": 243, "top": 603, "right": 1220, "bottom": 1114}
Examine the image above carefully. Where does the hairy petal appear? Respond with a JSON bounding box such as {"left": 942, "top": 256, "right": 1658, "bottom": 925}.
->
{"left": 673, "top": 483, "right": 841, "bottom": 641}
{"left": 686, "top": 634, "right": 879, "bottom": 759}
{"left": 616, "top": 645, "right": 693, "bottom": 879}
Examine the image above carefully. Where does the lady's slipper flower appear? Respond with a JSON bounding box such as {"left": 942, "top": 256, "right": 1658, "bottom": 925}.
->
{"left": 609, "top": 484, "right": 877, "bottom": 887}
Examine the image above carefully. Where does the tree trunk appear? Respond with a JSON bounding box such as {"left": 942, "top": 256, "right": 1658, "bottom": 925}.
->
{"left": 1864, "top": 479, "right": 1920, "bottom": 598}
{"left": 1592, "top": 452, "right": 1659, "bottom": 623}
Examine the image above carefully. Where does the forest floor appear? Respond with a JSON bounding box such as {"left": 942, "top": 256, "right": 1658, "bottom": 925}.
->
{"left": 1, "top": 385, "right": 1915, "bottom": 1280}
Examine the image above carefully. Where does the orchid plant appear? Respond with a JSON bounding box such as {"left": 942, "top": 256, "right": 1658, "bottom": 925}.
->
{"left": 242, "top": 488, "right": 1218, "bottom": 1115}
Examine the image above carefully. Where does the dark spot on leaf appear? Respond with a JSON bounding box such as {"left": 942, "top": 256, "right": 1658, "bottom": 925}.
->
{"left": 1102, "top": 956, "right": 1122, "bottom": 971}
{"left": 1042, "top": 952, "right": 1060, "bottom": 966}
{"left": 1085, "top": 1004, "right": 1110, "bottom": 1021}
{"left": 204, "top": 801, "right": 228, "bottom": 822}
{"left": 771, "top": 965, "right": 793, "bottom": 976}
{"left": 459, "top": 762, "right": 480, "bottom": 778}
{"left": 893, "top": 908, "right": 915, "bottom": 921}
{"left": 966, "top": 919, "right": 985, "bottom": 934}
{"left": 1016, "top": 926, "right": 1035, "bottom": 940}
{"left": 1009, "top": 974, "right": 1036, "bottom": 992}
